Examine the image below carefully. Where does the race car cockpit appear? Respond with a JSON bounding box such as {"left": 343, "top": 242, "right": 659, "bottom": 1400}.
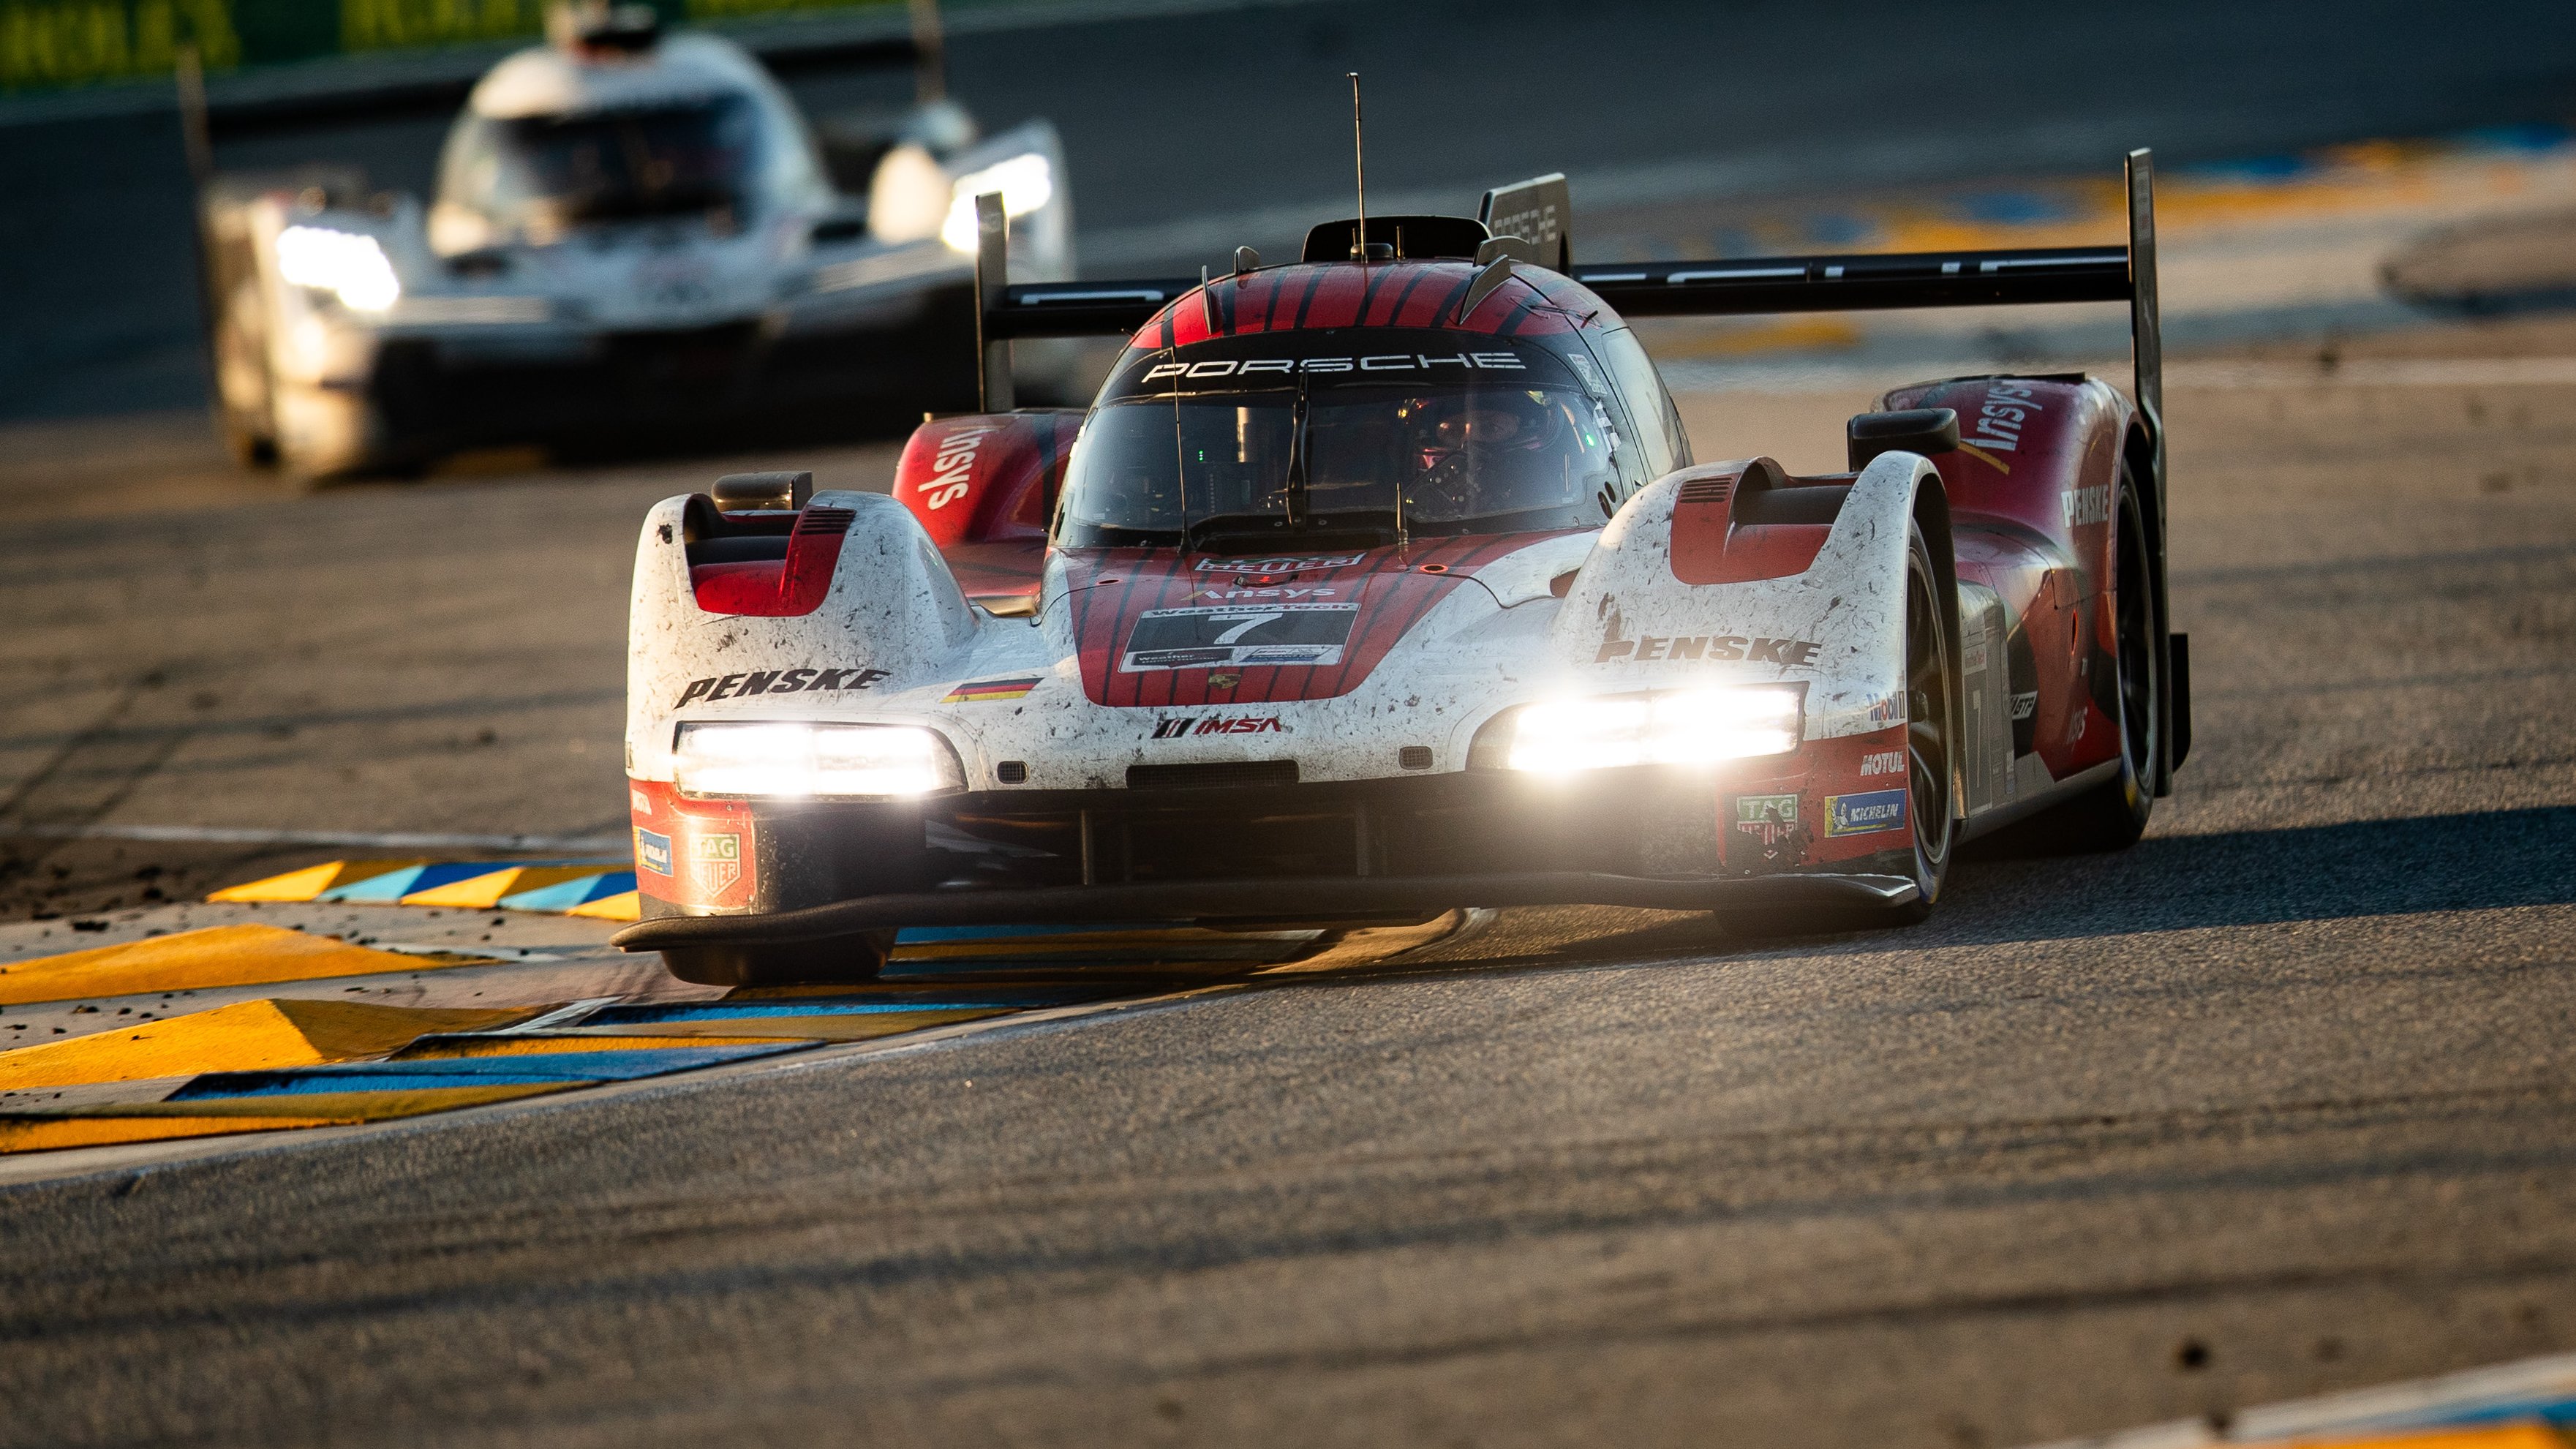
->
{"left": 437, "top": 92, "right": 765, "bottom": 241}
{"left": 1056, "top": 331, "right": 1643, "bottom": 552}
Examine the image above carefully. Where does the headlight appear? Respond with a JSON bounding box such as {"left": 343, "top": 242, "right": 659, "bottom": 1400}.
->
{"left": 939, "top": 153, "right": 1055, "bottom": 252}
{"left": 674, "top": 722, "right": 965, "bottom": 800}
{"left": 275, "top": 225, "right": 402, "bottom": 312}
{"left": 1490, "top": 687, "right": 1803, "bottom": 773}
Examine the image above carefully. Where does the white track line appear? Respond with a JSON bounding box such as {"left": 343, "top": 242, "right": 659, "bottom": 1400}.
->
{"left": 0, "top": 823, "right": 627, "bottom": 853}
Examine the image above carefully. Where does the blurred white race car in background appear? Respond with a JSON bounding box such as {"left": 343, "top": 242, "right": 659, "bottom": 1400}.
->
{"left": 199, "top": 2, "right": 1073, "bottom": 478}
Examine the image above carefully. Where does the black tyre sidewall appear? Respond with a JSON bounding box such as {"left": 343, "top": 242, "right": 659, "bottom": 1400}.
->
{"left": 1904, "top": 517, "right": 1960, "bottom": 911}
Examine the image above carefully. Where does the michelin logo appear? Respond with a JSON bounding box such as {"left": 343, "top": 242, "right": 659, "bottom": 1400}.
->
{"left": 1825, "top": 789, "right": 1907, "bottom": 838}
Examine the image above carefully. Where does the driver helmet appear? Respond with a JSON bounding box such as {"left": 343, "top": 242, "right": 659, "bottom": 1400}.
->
{"left": 1403, "top": 388, "right": 1568, "bottom": 520}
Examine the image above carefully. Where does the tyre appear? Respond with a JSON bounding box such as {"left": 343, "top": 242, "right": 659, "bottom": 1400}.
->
{"left": 1721, "top": 513, "right": 1958, "bottom": 936}
{"left": 1888, "top": 513, "right": 1959, "bottom": 922}
{"left": 2032, "top": 464, "right": 2161, "bottom": 851}
{"left": 658, "top": 930, "right": 894, "bottom": 987}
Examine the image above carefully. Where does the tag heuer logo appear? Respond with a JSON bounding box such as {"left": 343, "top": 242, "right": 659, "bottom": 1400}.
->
{"left": 1733, "top": 793, "right": 1799, "bottom": 846}
{"left": 689, "top": 833, "right": 742, "bottom": 893}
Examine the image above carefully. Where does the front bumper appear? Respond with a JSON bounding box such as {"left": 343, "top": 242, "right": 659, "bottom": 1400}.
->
{"left": 615, "top": 759, "right": 1921, "bottom": 952}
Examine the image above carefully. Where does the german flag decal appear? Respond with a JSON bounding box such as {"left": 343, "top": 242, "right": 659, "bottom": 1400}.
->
{"left": 941, "top": 676, "right": 1043, "bottom": 704}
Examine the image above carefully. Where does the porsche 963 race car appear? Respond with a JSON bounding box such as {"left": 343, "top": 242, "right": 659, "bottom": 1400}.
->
{"left": 612, "top": 159, "right": 2192, "bottom": 984}
{"left": 197, "top": 1, "right": 1072, "bottom": 478}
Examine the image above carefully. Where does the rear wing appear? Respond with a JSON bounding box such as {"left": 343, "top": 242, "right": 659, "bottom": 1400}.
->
{"left": 971, "top": 149, "right": 2165, "bottom": 485}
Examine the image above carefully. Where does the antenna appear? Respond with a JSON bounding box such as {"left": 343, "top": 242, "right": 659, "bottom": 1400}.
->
{"left": 1348, "top": 72, "right": 1368, "bottom": 261}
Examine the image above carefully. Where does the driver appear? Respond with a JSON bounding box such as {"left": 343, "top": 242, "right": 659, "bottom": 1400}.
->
{"left": 1401, "top": 388, "right": 1581, "bottom": 522}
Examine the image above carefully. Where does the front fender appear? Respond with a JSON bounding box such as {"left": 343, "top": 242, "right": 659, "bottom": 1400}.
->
{"left": 1551, "top": 451, "right": 1940, "bottom": 742}
{"left": 625, "top": 489, "right": 979, "bottom": 779}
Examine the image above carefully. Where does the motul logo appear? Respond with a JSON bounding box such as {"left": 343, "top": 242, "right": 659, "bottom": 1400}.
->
{"left": 1151, "top": 714, "right": 1286, "bottom": 739}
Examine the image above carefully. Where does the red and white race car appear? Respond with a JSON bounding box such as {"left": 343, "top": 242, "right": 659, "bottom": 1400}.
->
{"left": 613, "top": 162, "right": 2191, "bottom": 984}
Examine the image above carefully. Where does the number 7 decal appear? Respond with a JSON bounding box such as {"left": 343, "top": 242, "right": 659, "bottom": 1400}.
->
{"left": 1210, "top": 612, "right": 1284, "bottom": 644}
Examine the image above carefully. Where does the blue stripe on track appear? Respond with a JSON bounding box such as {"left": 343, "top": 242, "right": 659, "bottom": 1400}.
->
{"left": 498, "top": 871, "right": 639, "bottom": 911}
{"left": 584, "top": 997, "right": 1091, "bottom": 1024}
{"left": 169, "top": 1044, "right": 813, "bottom": 1097}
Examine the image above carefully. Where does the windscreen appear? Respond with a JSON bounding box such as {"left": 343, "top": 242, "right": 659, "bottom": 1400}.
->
{"left": 1058, "top": 334, "right": 1633, "bottom": 550}
{"left": 440, "top": 95, "right": 759, "bottom": 236}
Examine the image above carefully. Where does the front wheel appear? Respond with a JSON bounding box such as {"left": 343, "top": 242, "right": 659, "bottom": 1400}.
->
{"left": 1719, "top": 513, "right": 1957, "bottom": 938}
{"left": 1889, "top": 513, "right": 1959, "bottom": 922}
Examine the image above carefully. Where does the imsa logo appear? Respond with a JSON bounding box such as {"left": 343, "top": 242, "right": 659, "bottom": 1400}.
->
{"left": 1151, "top": 714, "right": 1287, "bottom": 739}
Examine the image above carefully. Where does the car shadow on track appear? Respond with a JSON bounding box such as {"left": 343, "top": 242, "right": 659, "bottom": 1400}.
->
{"left": 1927, "top": 804, "right": 2576, "bottom": 946}
{"left": 1371, "top": 805, "right": 2576, "bottom": 976}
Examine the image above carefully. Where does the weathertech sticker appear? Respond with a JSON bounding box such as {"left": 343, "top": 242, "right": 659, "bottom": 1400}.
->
{"left": 1825, "top": 789, "right": 1908, "bottom": 837}
{"left": 1194, "top": 554, "right": 1364, "bottom": 573}
{"left": 1733, "top": 794, "right": 1799, "bottom": 846}
{"left": 1121, "top": 603, "right": 1359, "bottom": 671}
{"left": 942, "top": 676, "right": 1042, "bottom": 704}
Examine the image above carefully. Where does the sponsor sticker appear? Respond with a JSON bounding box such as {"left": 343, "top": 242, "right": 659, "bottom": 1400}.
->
{"left": 1825, "top": 789, "right": 1908, "bottom": 838}
{"left": 1137, "top": 353, "right": 1526, "bottom": 384}
{"left": 1121, "top": 603, "right": 1358, "bottom": 671}
{"left": 1965, "top": 381, "right": 2041, "bottom": 456}
{"left": 2062, "top": 484, "right": 2111, "bottom": 527}
{"left": 941, "top": 676, "right": 1042, "bottom": 704}
{"left": 1594, "top": 610, "right": 1821, "bottom": 667}
{"left": 634, "top": 827, "right": 673, "bottom": 876}
{"left": 676, "top": 666, "right": 887, "bottom": 708}
{"left": 1193, "top": 554, "right": 1364, "bottom": 573}
{"left": 1151, "top": 714, "right": 1286, "bottom": 739}
{"left": 916, "top": 424, "right": 998, "bottom": 511}
{"left": 1859, "top": 750, "right": 1905, "bottom": 777}
{"left": 690, "top": 833, "right": 742, "bottom": 894}
{"left": 1733, "top": 793, "right": 1799, "bottom": 846}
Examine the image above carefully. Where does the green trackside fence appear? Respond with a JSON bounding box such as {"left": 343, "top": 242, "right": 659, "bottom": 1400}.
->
{"left": 0, "top": 0, "right": 900, "bottom": 94}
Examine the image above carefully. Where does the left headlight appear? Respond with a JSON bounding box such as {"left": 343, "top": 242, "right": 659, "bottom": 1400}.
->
{"left": 674, "top": 722, "right": 966, "bottom": 800}
{"left": 1483, "top": 687, "right": 1804, "bottom": 774}
{"left": 275, "top": 225, "right": 402, "bottom": 312}
{"left": 939, "top": 152, "right": 1055, "bottom": 252}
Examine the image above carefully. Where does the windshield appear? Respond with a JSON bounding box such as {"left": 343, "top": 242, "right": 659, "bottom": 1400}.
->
{"left": 440, "top": 96, "right": 759, "bottom": 236}
{"left": 1059, "top": 342, "right": 1629, "bottom": 549}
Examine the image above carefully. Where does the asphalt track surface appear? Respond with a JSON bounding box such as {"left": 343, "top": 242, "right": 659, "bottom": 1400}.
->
{"left": 0, "top": 328, "right": 2571, "bottom": 1443}
{"left": 7, "top": 0, "right": 2576, "bottom": 420}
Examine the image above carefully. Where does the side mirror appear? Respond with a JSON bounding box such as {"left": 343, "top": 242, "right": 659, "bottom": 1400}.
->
{"left": 711, "top": 471, "right": 812, "bottom": 512}
{"left": 1847, "top": 408, "right": 1959, "bottom": 470}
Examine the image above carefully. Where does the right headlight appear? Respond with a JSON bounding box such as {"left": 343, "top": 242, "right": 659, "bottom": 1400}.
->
{"left": 1473, "top": 686, "right": 1804, "bottom": 774}
{"left": 674, "top": 721, "right": 965, "bottom": 800}
{"left": 275, "top": 225, "right": 402, "bottom": 312}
